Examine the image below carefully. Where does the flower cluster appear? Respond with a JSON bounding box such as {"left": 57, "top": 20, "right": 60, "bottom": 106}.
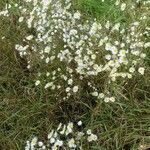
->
{"left": 0, "top": 0, "right": 149, "bottom": 103}
{"left": 25, "top": 121, "right": 97, "bottom": 150}
{"left": 115, "top": 0, "right": 150, "bottom": 11}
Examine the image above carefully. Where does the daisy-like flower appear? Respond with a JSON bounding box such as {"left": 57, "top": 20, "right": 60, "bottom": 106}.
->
{"left": 109, "top": 97, "right": 115, "bottom": 102}
{"left": 38, "top": 141, "right": 43, "bottom": 147}
{"left": 48, "top": 130, "right": 54, "bottom": 139}
{"left": 31, "top": 137, "right": 38, "bottom": 146}
{"left": 66, "top": 122, "right": 73, "bottom": 135}
{"left": 35, "top": 80, "right": 40, "bottom": 86}
{"left": 73, "top": 11, "right": 81, "bottom": 20}
{"left": 104, "top": 97, "right": 110, "bottom": 103}
{"left": 55, "top": 140, "right": 63, "bottom": 147}
{"left": 138, "top": 67, "right": 145, "bottom": 75}
{"left": 129, "top": 67, "right": 135, "bottom": 73}
{"left": 19, "top": 16, "right": 24, "bottom": 22}
{"left": 50, "top": 137, "right": 55, "bottom": 144}
{"left": 45, "top": 82, "right": 52, "bottom": 89}
{"left": 87, "top": 134, "right": 98, "bottom": 142}
{"left": 68, "top": 79, "right": 73, "bottom": 85}
{"left": 68, "top": 138, "right": 76, "bottom": 148}
{"left": 73, "top": 86, "right": 79, "bottom": 93}
{"left": 77, "top": 121, "right": 82, "bottom": 126}
{"left": 26, "top": 35, "right": 33, "bottom": 40}
{"left": 87, "top": 129, "right": 92, "bottom": 135}
{"left": 92, "top": 91, "right": 99, "bottom": 97}
{"left": 120, "top": 3, "right": 126, "bottom": 11}
{"left": 115, "top": 0, "right": 120, "bottom": 6}
{"left": 98, "top": 93, "right": 105, "bottom": 99}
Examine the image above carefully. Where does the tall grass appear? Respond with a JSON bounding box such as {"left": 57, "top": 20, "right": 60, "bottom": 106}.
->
{"left": 0, "top": 0, "right": 150, "bottom": 149}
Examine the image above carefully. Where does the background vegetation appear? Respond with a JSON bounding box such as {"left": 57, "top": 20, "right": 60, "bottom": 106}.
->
{"left": 0, "top": 0, "right": 150, "bottom": 149}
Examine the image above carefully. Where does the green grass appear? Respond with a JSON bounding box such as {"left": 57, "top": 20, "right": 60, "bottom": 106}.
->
{"left": 0, "top": 0, "right": 150, "bottom": 150}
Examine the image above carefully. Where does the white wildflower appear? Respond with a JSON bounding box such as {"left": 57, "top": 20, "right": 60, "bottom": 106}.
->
{"left": 50, "top": 138, "right": 55, "bottom": 144}
{"left": 68, "top": 138, "right": 76, "bottom": 148}
{"left": 87, "top": 134, "right": 98, "bottom": 142}
{"left": 98, "top": 93, "right": 105, "bottom": 99}
{"left": 121, "top": 3, "right": 126, "bottom": 11}
{"left": 45, "top": 82, "right": 52, "bottom": 89}
{"left": 104, "top": 97, "right": 110, "bottom": 103}
{"left": 73, "top": 86, "right": 79, "bottom": 93}
{"left": 48, "top": 130, "right": 54, "bottom": 139}
{"left": 92, "top": 91, "right": 99, "bottom": 97}
{"left": 31, "top": 137, "right": 38, "bottom": 146}
{"left": 87, "top": 129, "right": 92, "bottom": 135}
{"left": 38, "top": 141, "right": 43, "bottom": 147}
{"left": 19, "top": 16, "right": 24, "bottom": 22}
{"left": 109, "top": 97, "right": 115, "bottom": 102}
{"left": 77, "top": 121, "right": 82, "bottom": 126}
{"left": 35, "top": 80, "right": 40, "bottom": 86}
{"left": 55, "top": 140, "right": 63, "bottom": 147}
{"left": 74, "top": 11, "right": 81, "bottom": 20}
{"left": 68, "top": 79, "right": 73, "bottom": 85}
{"left": 26, "top": 35, "right": 33, "bottom": 40}
{"left": 138, "top": 67, "right": 145, "bottom": 75}
{"left": 129, "top": 67, "right": 135, "bottom": 73}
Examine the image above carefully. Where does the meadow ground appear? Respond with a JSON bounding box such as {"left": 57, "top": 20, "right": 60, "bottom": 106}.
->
{"left": 0, "top": 0, "right": 150, "bottom": 150}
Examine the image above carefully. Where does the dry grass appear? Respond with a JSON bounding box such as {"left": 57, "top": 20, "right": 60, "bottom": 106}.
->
{"left": 0, "top": 0, "right": 150, "bottom": 149}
